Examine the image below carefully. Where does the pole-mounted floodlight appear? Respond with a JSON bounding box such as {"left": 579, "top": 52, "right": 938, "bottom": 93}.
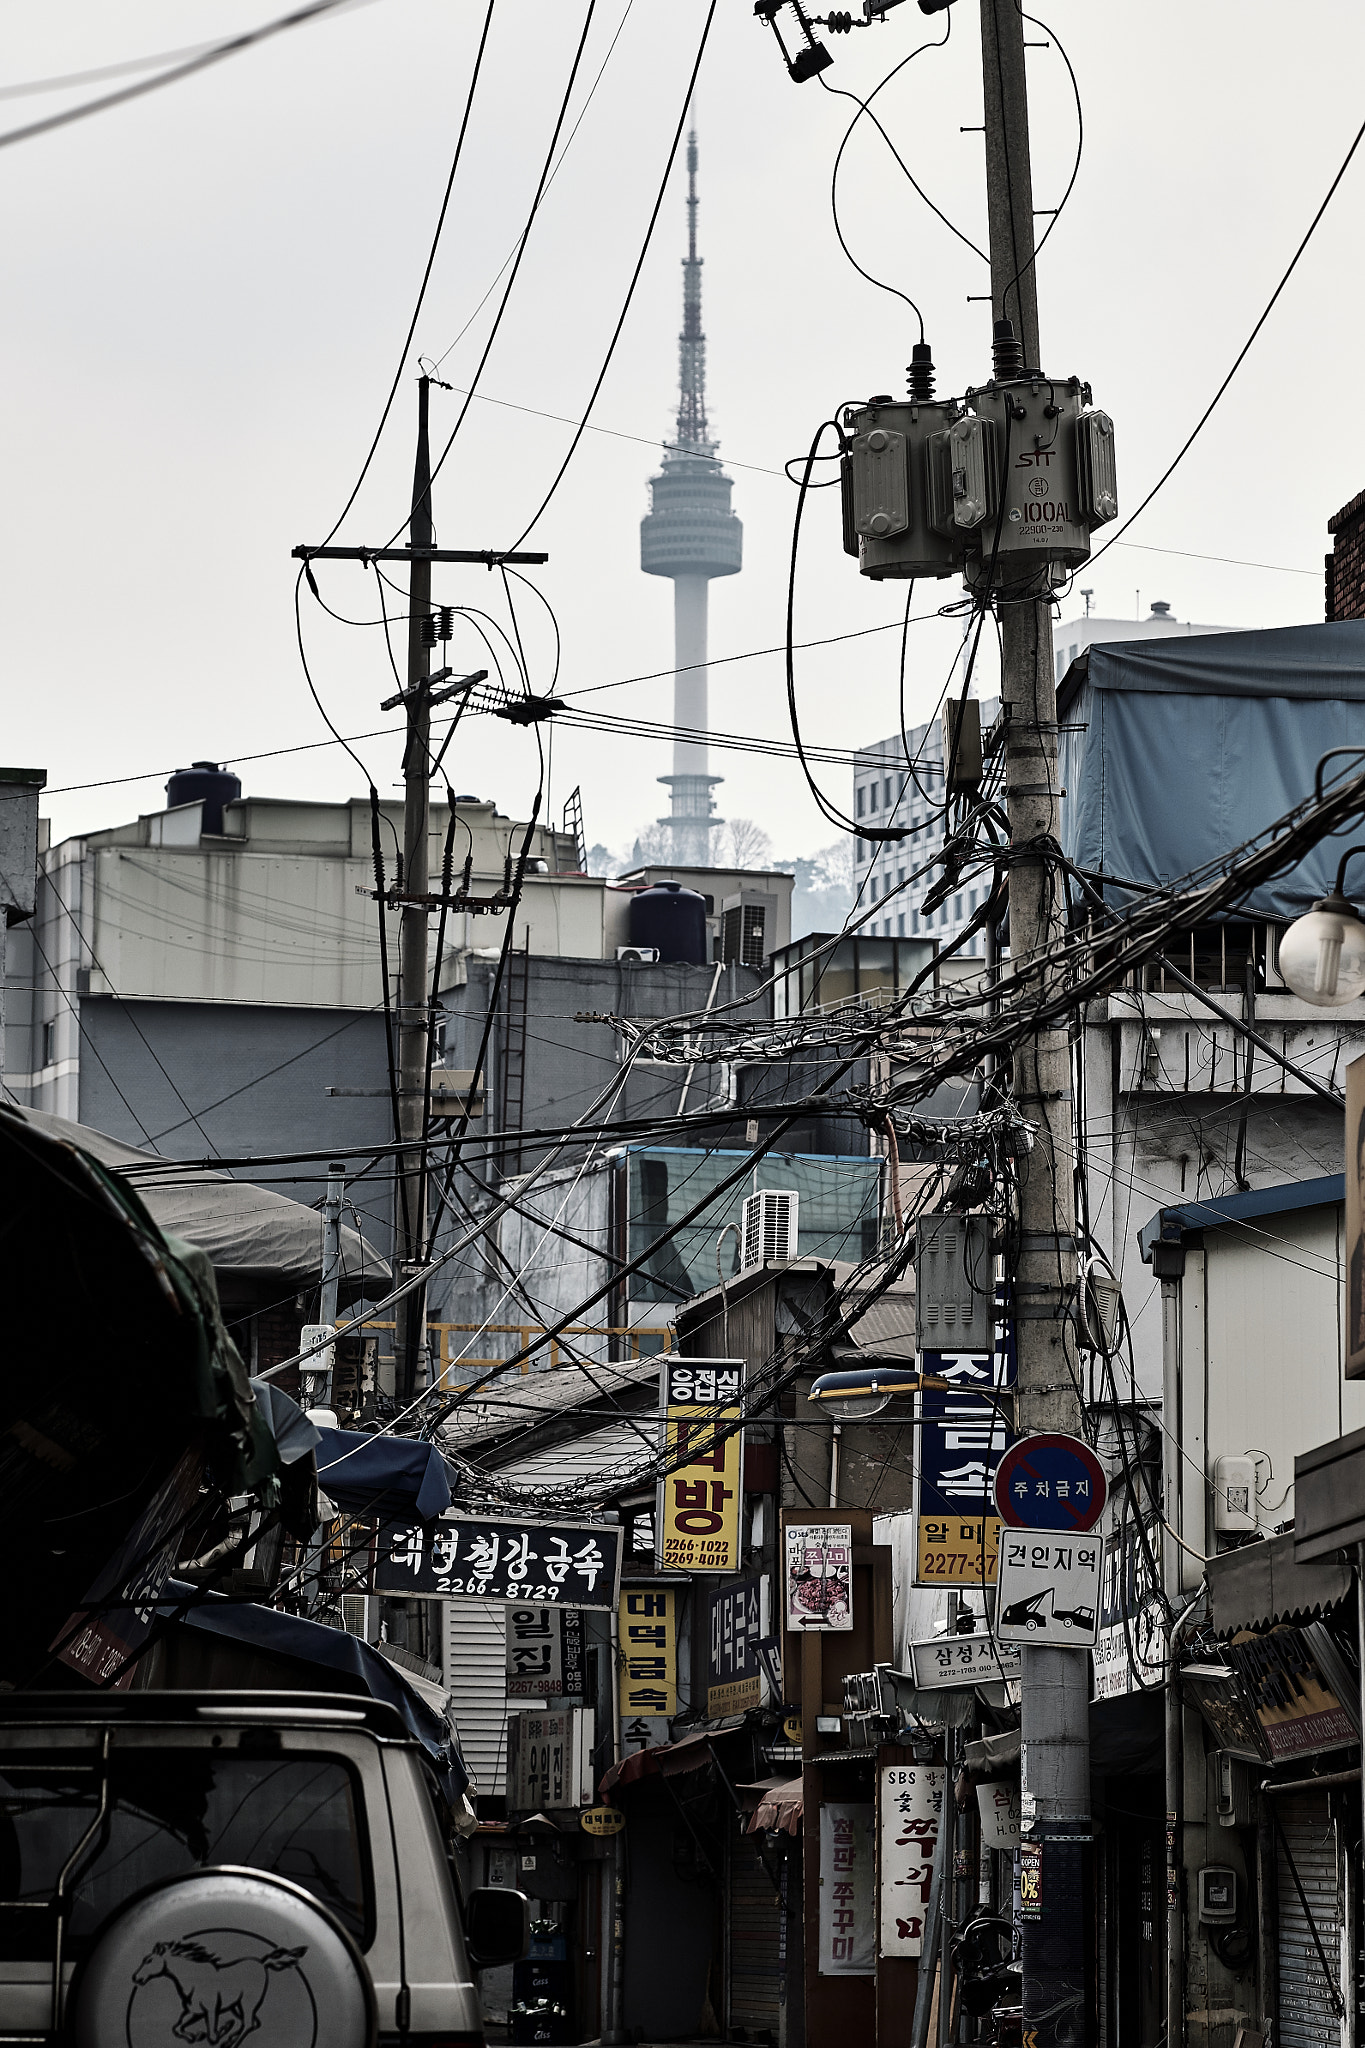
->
{"left": 754, "top": 1, "right": 833, "bottom": 81}
{"left": 1277, "top": 845, "right": 1365, "bottom": 1007}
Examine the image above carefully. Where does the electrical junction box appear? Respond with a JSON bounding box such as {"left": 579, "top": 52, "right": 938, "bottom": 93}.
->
{"left": 1198, "top": 1866, "right": 1238, "bottom": 1925}
{"left": 298, "top": 1322, "right": 335, "bottom": 1381}
{"left": 1213, "top": 1454, "right": 1258, "bottom": 1533}
{"left": 915, "top": 1212, "right": 995, "bottom": 1351}
{"left": 942, "top": 699, "right": 983, "bottom": 793}
{"left": 1215, "top": 1752, "right": 1255, "bottom": 1830}
{"left": 842, "top": 398, "right": 963, "bottom": 581}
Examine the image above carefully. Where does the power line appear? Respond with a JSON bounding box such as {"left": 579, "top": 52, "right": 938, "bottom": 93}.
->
{"left": 1091, "top": 104, "right": 1365, "bottom": 567}
{"left": 316, "top": 0, "right": 498, "bottom": 548}
{"left": 506, "top": 0, "right": 719, "bottom": 550}
{"left": 429, "top": 0, "right": 638, "bottom": 379}
{"left": 0, "top": 0, "right": 380, "bottom": 153}
{"left": 385, "top": 4, "right": 601, "bottom": 546}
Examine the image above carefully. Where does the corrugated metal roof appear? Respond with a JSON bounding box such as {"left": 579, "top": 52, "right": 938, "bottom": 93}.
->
{"left": 440, "top": 1357, "right": 659, "bottom": 1458}
{"left": 478, "top": 1420, "right": 655, "bottom": 1493}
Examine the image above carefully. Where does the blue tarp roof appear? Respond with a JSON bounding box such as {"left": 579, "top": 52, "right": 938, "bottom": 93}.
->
{"left": 1057, "top": 621, "right": 1365, "bottom": 919}
{"left": 160, "top": 1580, "right": 467, "bottom": 1799}
{"left": 314, "top": 1428, "right": 453, "bottom": 1521}
{"left": 1137, "top": 1172, "right": 1344, "bottom": 1263}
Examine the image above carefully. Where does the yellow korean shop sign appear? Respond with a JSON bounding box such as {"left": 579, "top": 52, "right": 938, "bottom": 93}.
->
{"left": 655, "top": 1358, "right": 744, "bottom": 1573}
{"left": 618, "top": 1588, "right": 678, "bottom": 1718}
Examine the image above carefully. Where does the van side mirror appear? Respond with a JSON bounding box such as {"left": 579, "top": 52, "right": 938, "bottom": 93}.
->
{"left": 465, "top": 1886, "right": 530, "bottom": 1967}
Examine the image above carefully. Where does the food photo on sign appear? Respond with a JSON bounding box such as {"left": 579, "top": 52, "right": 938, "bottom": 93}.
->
{"left": 784, "top": 1521, "right": 853, "bottom": 1632}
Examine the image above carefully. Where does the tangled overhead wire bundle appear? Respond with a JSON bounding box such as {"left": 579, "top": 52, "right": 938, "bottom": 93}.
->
{"left": 433, "top": 1140, "right": 968, "bottom": 1516}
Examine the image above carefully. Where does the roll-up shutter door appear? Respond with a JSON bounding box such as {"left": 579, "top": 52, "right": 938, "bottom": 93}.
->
{"left": 443, "top": 1598, "right": 510, "bottom": 1799}
{"left": 1276, "top": 1793, "right": 1342, "bottom": 2048}
{"left": 729, "top": 1831, "right": 783, "bottom": 2038}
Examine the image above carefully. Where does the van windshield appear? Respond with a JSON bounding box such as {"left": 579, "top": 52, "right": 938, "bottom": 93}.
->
{"left": 0, "top": 1749, "right": 370, "bottom": 1956}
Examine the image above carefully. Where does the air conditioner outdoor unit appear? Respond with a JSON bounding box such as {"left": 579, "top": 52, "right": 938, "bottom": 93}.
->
{"left": 742, "top": 1188, "right": 799, "bottom": 1268}
{"left": 616, "top": 945, "right": 660, "bottom": 964}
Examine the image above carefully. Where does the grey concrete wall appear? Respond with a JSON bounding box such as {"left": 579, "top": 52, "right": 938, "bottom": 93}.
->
{"left": 77, "top": 996, "right": 398, "bottom": 1259}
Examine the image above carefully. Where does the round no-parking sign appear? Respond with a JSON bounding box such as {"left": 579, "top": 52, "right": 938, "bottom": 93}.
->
{"left": 992, "top": 1433, "right": 1107, "bottom": 1532}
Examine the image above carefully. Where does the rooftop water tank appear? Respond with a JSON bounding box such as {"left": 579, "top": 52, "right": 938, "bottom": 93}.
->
{"left": 165, "top": 761, "right": 241, "bottom": 836}
{"left": 628, "top": 882, "right": 708, "bottom": 966}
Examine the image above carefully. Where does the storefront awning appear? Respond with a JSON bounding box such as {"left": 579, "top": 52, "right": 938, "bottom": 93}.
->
{"left": 1207, "top": 1531, "right": 1353, "bottom": 1635}
{"left": 314, "top": 1427, "right": 453, "bottom": 1520}
{"left": 599, "top": 1717, "right": 749, "bottom": 1795}
{"left": 741, "top": 1775, "right": 803, "bottom": 1836}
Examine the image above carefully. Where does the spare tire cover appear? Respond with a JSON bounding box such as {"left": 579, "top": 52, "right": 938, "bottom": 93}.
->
{"left": 72, "top": 1866, "right": 375, "bottom": 2048}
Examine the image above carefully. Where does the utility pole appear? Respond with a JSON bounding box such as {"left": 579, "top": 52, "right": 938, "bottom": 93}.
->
{"left": 395, "top": 377, "right": 435, "bottom": 1408}
{"left": 318, "top": 1162, "right": 345, "bottom": 1410}
{"left": 977, "top": 3, "right": 1090, "bottom": 2042}
{"left": 293, "top": 402, "right": 547, "bottom": 1414}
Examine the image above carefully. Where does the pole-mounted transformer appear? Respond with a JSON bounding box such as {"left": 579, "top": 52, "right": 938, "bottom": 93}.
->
{"left": 840, "top": 322, "right": 1117, "bottom": 591}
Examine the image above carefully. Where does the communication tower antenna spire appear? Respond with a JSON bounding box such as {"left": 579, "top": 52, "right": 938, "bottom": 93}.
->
{"left": 640, "top": 125, "right": 742, "bottom": 868}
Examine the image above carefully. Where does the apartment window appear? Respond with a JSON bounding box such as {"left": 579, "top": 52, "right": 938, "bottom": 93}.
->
{"left": 870, "top": 875, "right": 879, "bottom": 902}
{"left": 1070, "top": 643, "right": 1078, "bottom": 662}
{"left": 883, "top": 778, "right": 894, "bottom": 810}
{"left": 896, "top": 868, "right": 906, "bottom": 889}
{"left": 856, "top": 784, "right": 866, "bottom": 817}
{"left": 897, "top": 913, "right": 905, "bottom": 937}
{"left": 42, "top": 1020, "right": 56, "bottom": 1068}
{"left": 954, "top": 894, "right": 963, "bottom": 921}
{"left": 911, "top": 909, "right": 920, "bottom": 932}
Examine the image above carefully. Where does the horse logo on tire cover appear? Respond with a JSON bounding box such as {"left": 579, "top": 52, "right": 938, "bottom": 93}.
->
{"left": 127, "top": 1932, "right": 316, "bottom": 2047}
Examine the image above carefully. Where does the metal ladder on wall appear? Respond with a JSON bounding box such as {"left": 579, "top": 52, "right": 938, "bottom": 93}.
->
{"left": 562, "top": 786, "right": 586, "bottom": 873}
{"left": 498, "top": 932, "right": 531, "bottom": 1177}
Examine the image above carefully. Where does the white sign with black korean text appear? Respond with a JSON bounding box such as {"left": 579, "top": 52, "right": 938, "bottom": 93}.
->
{"left": 995, "top": 1531, "right": 1103, "bottom": 1647}
{"left": 878, "top": 1764, "right": 945, "bottom": 1958}
{"left": 976, "top": 1779, "right": 1022, "bottom": 1850}
{"left": 908, "top": 1634, "right": 1021, "bottom": 1690}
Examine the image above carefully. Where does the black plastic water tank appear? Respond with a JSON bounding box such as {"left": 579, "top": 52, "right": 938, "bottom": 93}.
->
{"left": 628, "top": 882, "right": 708, "bottom": 965}
{"left": 165, "top": 761, "right": 242, "bottom": 836}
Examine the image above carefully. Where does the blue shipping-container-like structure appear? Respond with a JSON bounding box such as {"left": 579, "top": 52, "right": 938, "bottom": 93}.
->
{"left": 1057, "top": 620, "right": 1365, "bottom": 917}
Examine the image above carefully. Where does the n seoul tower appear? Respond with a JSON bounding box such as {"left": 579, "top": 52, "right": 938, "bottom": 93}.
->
{"left": 640, "top": 129, "right": 742, "bottom": 867}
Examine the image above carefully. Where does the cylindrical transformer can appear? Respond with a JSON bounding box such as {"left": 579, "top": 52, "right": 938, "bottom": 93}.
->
{"left": 961, "top": 374, "right": 1097, "bottom": 591}
{"left": 842, "top": 398, "right": 963, "bottom": 581}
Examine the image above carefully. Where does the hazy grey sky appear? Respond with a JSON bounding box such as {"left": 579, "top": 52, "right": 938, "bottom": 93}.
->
{"left": 3, "top": 1, "right": 1357, "bottom": 860}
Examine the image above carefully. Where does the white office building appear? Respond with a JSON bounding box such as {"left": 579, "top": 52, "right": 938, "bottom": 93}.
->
{"left": 1052, "top": 597, "right": 1227, "bottom": 685}
{"left": 852, "top": 704, "right": 999, "bottom": 959}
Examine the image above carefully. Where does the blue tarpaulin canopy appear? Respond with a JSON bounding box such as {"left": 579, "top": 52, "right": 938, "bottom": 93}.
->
{"left": 1057, "top": 621, "right": 1365, "bottom": 919}
{"left": 314, "top": 1427, "right": 453, "bottom": 1520}
{"left": 159, "top": 1580, "right": 467, "bottom": 1799}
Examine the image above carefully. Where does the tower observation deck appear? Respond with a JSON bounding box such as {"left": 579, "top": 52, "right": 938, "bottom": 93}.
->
{"left": 640, "top": 129, "right": 742, "bottom": 867}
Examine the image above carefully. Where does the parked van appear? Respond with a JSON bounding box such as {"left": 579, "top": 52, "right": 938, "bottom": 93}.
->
{"left": 0, "top": 1691, "right": 526, "bottom": 2046}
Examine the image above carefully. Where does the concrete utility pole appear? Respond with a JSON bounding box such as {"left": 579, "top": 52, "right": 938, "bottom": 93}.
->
{"left": 291, "top": 408, "right": 547, "bottom": 1412}
{"left": 978, "top": 2, "right": 1089, "bottom": 2041}
{"left": 290, "top": 409, "right": 548, "bottom": 1417}
{"left": 395, "top": 377, "right": 435, "bottom": 1407}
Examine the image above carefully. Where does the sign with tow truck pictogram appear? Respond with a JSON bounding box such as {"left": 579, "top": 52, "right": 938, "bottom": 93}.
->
{"left": 994, "top": 1532, "right": 1103, "bottom": 1647}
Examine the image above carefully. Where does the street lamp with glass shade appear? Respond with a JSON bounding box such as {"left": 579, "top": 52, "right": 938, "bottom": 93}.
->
{"left": 1278, "top": 846, "right": 1365, "bottom": 1007}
